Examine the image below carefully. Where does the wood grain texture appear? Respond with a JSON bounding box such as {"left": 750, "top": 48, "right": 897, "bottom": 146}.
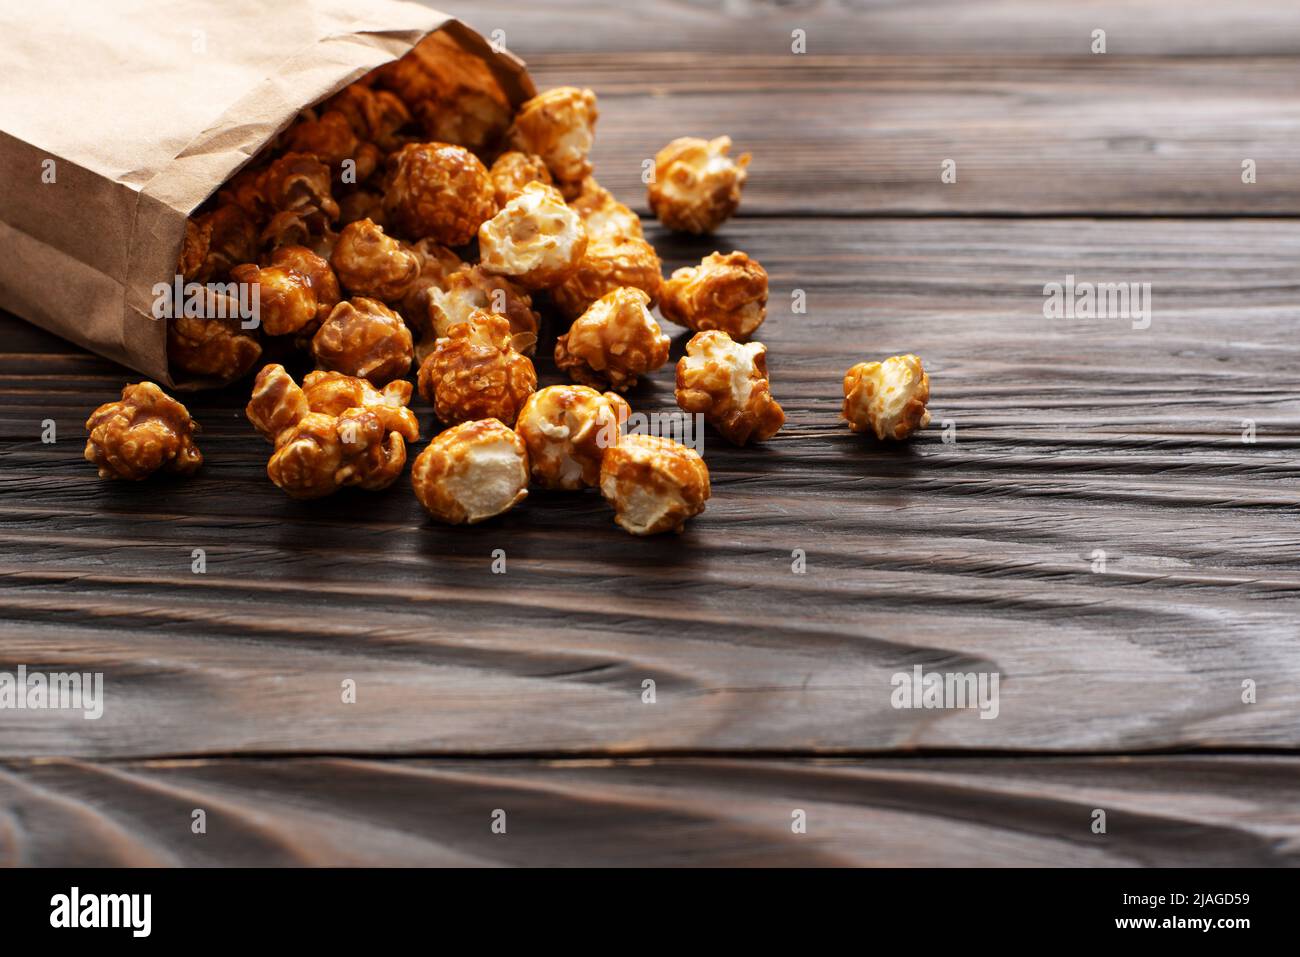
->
{"left": 2, "top": 755, "right": 1297, "bottom": 866}
{"left": 2, "top": 217, "right": 1297, "bottom": 758}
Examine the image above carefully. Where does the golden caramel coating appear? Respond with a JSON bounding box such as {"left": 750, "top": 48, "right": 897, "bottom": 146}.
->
{"left": 648, "top": 136, "right": 750, "bottom": 234}
{"left": 269, "top": 245, "right": 341, "bottom": 326}
{"left": 599, "top": 433, "right": 709, "bottom": 536}
{"left": 181, "top": 206, "right": 258, "bottom": 282}
{"left": 301, "top": 370, "right": 419, "bottom": 442}
{"left": 422, "top": 265, "right": 539, "bottom": 361}
{"left": 399, "top": 239, "right": 464, "bottom": 337}
{"left": 506, "top": 87, "right": 598, "bottom": 197}
{"left": 229, "top": 262, "right": 318, "bottom": 337}
{"left": 570, "top": 179, "right": 644, "bottom": 243}
{"left": 554, "top": 287, "right": 670, "bottom": 393}
{"left": 551, "top": 237, "right": 663, "bottom": 321}
{"left": 246, "top": 363, "right": 311, "bottom": 442}
{"left": 515, "top": 384, "right": 631, "bottom": 490}
{"left": 842, "top": 354, "right": 932, "bottom": 441}
{"left": 262, "top": 152, "right": 340, "bottom": 223}
{"left": 675, "top": 331, "right": 784, "bottom": 446}
{"left": 383, "top": 142, "right": 495, "bottom": 246}
{"left": 411, "top": 418, "right": 529, "bottom": 525}
{"left": 477, "top": 181, "right": 588, "bottom": 290}
{"left": 330, "top": 218, "right": 422, "bottom": 302}
{"left": 325, "top": 83, "right": 411, "bottom": 150}
{"left": 489, "top": 151, "right": 553, "bottom": 207}
{"left": 418, "top": 312, "right": 537, "bottom": 426}
{"left": 659, "top": 250, "right": 768, "bottom": 341}
{"left": 310, "top": 297, "right": 414, "bottom": 386}
{"left": 167, "top": 315, "right": 262, "bottom": 384}
{"left": 84, "top": 382, "right": 203, "bottom": 480}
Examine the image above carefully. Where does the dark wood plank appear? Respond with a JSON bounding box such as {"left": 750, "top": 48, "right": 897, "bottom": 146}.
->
{"left": 2, "top": 216, "right": 1297, "bottom": 759}
{"left": 2, "top": 755, "right": 1296, "bottom": 866}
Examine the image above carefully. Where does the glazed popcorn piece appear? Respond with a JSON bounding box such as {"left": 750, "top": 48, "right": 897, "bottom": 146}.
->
{"left": 505, "top": 87, "right": 598, "bottom": 198}
{"left": 84, "top": 382, "right": 203, "bottom": 481}
{"left": 659, "top": 250, "right": 768, "bottom": 340}
{"left": 478, "top": 181, "right": 588, "bottom": 290}
{"left": 259, "top": 208, "right": 338, "bottom": 260}
{"left": 399, "top": 238, "right": 464, "bottom": 330}
{"left": 551, "top": 236, "right": 663, "bottom": 322}
{"left": 310, "top": 297, "right": 414, "bottom": 386}
{"left": 423, "top": 265, "right": 539, "bottom": 359}
{"left": 325, "top": 82, "right": 412, "bottom": 151}
{"left": 570, "top": 179, "right": 644, "bottom": 243}
{"left": 268, "top": 245, "right": 341, "bottom": 328}
{"left": 648, "top": 136, "right": 750, "bottom": 234}
{"left": 337, "top": 189, "right": 389, "bottom": 229}
{"left": 229, "top": 262, "right": 319, "bottom": 337}
{"left": 180, "top": 205, "right": 258, "bottom": 282}
{"left": 167, "top": 315, "right": 262, "bottom": 384}
{"left": 262, "top": 152, "right": 340, "bottom": 224}
{"left": 418, "top": 312, "right": 537, "bottom": 426}
{"left": 515, "top": 384, "right": 631, "bottom": 490}
{"left": 599, "top": 433, "right": 710, "bottom": 536}
{"left": 842, "top": 354, "right": 932, "bottom": 441}
{"left": 675, "top": 331, "right": 784, "bottom": 446}
{"left": 329, "top": 218, "right": 422, "bottom": 302}
{"left": 411, "top": 419, "right": 529, "bottom": 524}
{"left": 382, "top": 142, "right": 496, "bottom": 246}
{"left": 489, "top": 150, "right": 554, "bottom": 207}
{"left": 301, "top": 370, "right": 420, "bottom": 442}
{"left": 554, "top": 287, "right": 670, "bottom": 393}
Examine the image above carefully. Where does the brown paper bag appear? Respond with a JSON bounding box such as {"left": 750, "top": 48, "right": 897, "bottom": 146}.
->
{"left": 0, "top": 0, "right": 533, "bottom": 386}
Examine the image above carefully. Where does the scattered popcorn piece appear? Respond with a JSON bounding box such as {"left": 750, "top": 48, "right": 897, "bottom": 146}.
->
{"left": 477, "top": 181, "right": 588, "bottom": 290}
{"left": 301, "top": 370, "right": 419, "bottom": 441}
{"left": 599, "top": 433, "right": 710, "bottom": 535}
{"left": 570, "top": 179, "right": 644, "bottom": 243}
{"left": 554, "top": 287, "right": 670, "bottom": 393}
{"left": 399, "top": 238, "right": 464, "bottom": 332}
{"left": 383, "top": 141, "right": 496, "bottom": 246}
{"left": 675, "top": 331, "right": 784, "bottom": 445}
{"left": 329, "top": 218, "right": 422, "bottom": 302}
{"left": 310, "top": 297, "right": 414, "bottom": 386}
{"left": 262, "top": 152, "right": 340, "bottom": 223}
{"left": 489, "top": 150, "right": 554, "bottom": 207}
{"left": 269, "top": 245, "right": 341, "bottom": 328}
{"left": 411, "top": 418, "right": 529, "bottom": 524}
{"left": 180, "top": 205, "right": 257, "bottom": 282}
{"left": 167, "top": 315, "right": 262, "bottom": 384}
{"left": 842, "top": 354, "right": 932, "bottom": 441}
{"left": 659, "top": 250, "right": 768, "bottom": 340}
{"left": 418, "top": 311, "right": 537, "bottom": 426}
{"left": 515, "top": 384, "right": 631, "bottom": 490}
{"left": 84, "top": 382, "right": 203, "bottom": 480}
{"left": 647, "top": 136, "right": 750, "bottom": 234}
{"left": 506, "top": 87, "right": 598, "bottom": 198}
{"left": 229, "top": 262, "right": 319, "bottom": 337}
{"left": 422, "top": 265, "right": 539, "bottom": 360}
{"left": 551, "top": 237, "right": 663, "bottom": 322}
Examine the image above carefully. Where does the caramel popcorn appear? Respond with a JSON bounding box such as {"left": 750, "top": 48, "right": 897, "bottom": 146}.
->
{"left": 382, "top": 142, "right": 495, "bottom": 246}
{"left": 842, "top": 354, "right": 932, "bottom": 441}
{"left": 311, "top": 297, "right": 414, "bottom": 385}
{"left": 648, "top": 136, "right": 750, "bottom": 234}
{"left": 411, "top": 418, "right": 529, "bottom": 525}
{"left": 229, "top": 262, "right": 319, "bottom": 337}
{"left": 659, "top": 250, "right": 768, "bottom": 340}
{"left": 329, "top": 218, "right": 422, "bottom": 302}
{"left": 550, "top": 237, "right": 663, "bottom": 321}
{"left": 477, "top": 181, "right": 588, "bottom": 290}
{"left": 515, "top": 385, "right": 630, "bottom": 490}
{"left": 325, "top": 82, "right": 411, "bottom": 151}
{"left": 301, "top": 370, "right": 419, "bottom": 442}
{"left": 246, "top": 364, "right": 411, "bottom": 499}
{"left": 181, "top": 205, "right": 258, "bottom": 282}
{"left": 570, "top": 179, "right": 644, "bottom": 243}
{"left": 675, "top": 331, "right": 784, "bottom": 445}
{"left": 337, "top": 189, "right": 388, "bottom": 229}
{"left": 489, "top": 150, "right": 553, "bottom": 207}
{"left": 422, "top": 265, "right": 539, "bottom": 360}
{"left": 599, "top": 434, "right": 709, "bottom": 536}
{"left": 506, "top": 87, "right": 598, "bottom": 197}
{"left": 282, "top": 110, "right": 364, "bottom": 173}
{"left": 416, "top": 89, "right": 513, "bottom": 155}
{"left": 262, "top": 152, "right": 340, "bottom": 223}
{"left": 167, "top": 315, "right": 262, "bottom": 384}
{"left": 554, "top": 287, "right": 670, "bottom": 392}
{"left": 84, "top": 382, "right": 203, "bottom": 480}
{"left": 418, "top": 312, "right": 537, "bottom": 426}
{"left": 269, "top": 245, "right": 341, "bottom": 327}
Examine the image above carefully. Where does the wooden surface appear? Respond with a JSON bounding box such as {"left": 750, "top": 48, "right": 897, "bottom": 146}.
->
{"left": 2, "top": 1, "right": 1299, "bottom": 866}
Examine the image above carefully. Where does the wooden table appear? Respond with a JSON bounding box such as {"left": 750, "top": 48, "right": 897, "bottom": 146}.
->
{"left": 2, "top": 1, "right": 1298, "bottom": 866}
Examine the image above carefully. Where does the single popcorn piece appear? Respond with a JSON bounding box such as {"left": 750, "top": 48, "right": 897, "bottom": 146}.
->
{"left": 399, "top": 238, "right": 464, "bottom": 331}
{"left": 338, "top": 189, "right": 388, "bottom": 229}
{"left": 505, "top": 87, "right": 598, "bottom": 197}
{"left": 842, "top": 354, "right": 932, "bottom": 441}
{"left": 675, "top": 331, "right": 784, "bottom": 445}
{"left": 229, "top": 262, "right": 319, "bottom": 337}
{"left": 262, "top": 152, "right": 340, "bottom": 223}
{"left": 325, "top": 82, "right": 412, "bottom": 151}
{"left": 551, "top": 236, "right": 663, "bottom": 321}
{"left": 167, "top": 315, "right": 262, "bottom": 384}
{"left": 180, "top": 205, "right": 258, "bottom": 282}
{"left": 418, "top": 312, "right": 537, "bottom": 426}
{"left": 84, "top": 382, "right": 203, "bottom": 481}
{"left": 383, "top": 141, "right": 496, "bottom": 246}
{"left": 301, "top": 370, "right": 419, "bottom": 442}
{"left": 311, "top": 297, "right": 414, "bottom": 386}
{"left": 330, "top": 218, "right": 422, "bottom": 302}
{"left": 259, "top": 208, "right": 337, "bottom": 259}
{"left": 477, "top": 181, "right": 588, "bottom": 290}
{"left": 269, "top": 245, "right": 341, "bottom": 328}
{"left": 489, "top": 150, "right": 554, "bottom": 207}
{"left": 599, "top": 434, "right": 710, "bottom": 536}
{"left": 570, "top": 179, "right": 643, "bottom": 242}
{"left": 411, "top": 419, "right": 529, "bottom": 525}
{"left": 647, "top": 136, "right": 750, "bottom": 234}
{"left": 554, "top": 287, "right": 670, "bottom": 393}
{"left": 515, "top": 385, "right": 631, "bottom": 490}
{"left": 422, "top": 265, "right": 539, "bottom": 360}
{"left": 659, "top": 250, "right": 768, "bottom": 341}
